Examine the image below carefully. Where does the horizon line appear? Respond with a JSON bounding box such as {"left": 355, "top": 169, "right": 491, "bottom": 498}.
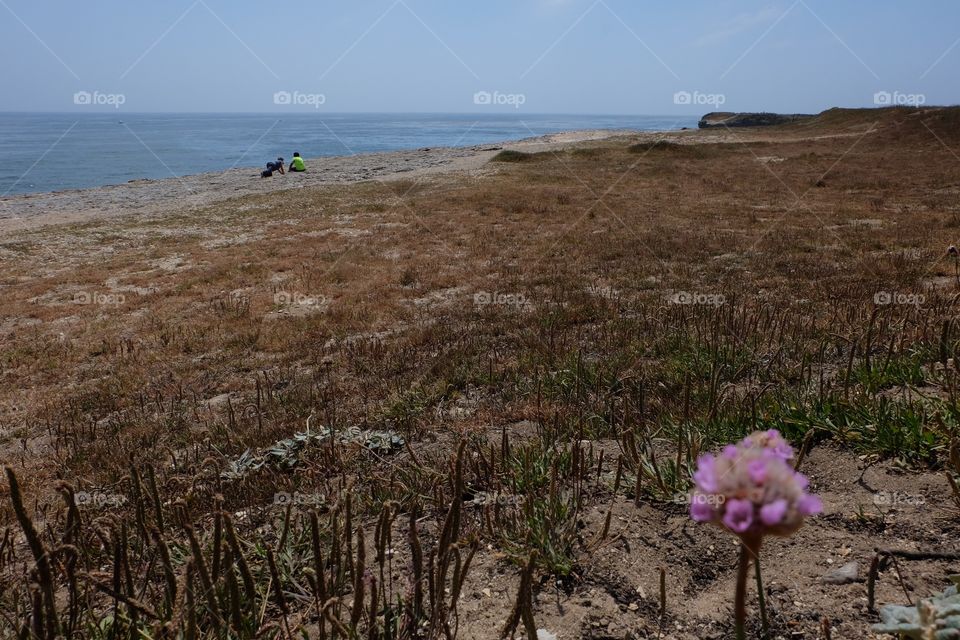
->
{"left": 0, "top": 110, "right": 704, "bottom": 117}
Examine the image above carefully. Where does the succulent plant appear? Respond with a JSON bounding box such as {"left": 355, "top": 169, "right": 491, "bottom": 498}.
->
{"left": 874, "top": 580, "right": 960, "bottom": 639}
{"left": 221, "top": 425, "right": 405, "bottom": 479}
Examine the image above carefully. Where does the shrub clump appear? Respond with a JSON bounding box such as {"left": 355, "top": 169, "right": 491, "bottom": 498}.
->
{"left": 491, "top": 150, "right": 536, "bottom": 163}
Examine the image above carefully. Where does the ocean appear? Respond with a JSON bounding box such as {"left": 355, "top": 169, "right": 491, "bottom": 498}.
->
{"left": 0, "top": 113, "right": 696, "bottom": 197}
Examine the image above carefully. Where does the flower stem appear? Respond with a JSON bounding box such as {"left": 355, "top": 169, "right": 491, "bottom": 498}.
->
{"left": 735, "top": 544, "right": 750, "bottom": 640}
{"left": 735, "top": 538, "right": 763, "bottom": 640}
{"left": 754, "top": 554, "right": 769, "bottom": 638}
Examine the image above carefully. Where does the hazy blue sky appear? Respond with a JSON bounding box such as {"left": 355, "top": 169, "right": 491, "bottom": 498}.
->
{"left": 1, "top": 0, "right": 957, "bottom": 114}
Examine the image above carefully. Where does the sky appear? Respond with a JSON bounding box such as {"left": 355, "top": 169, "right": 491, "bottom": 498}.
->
{"left": 0, "top": 0, "right": 957, "bottom": 115}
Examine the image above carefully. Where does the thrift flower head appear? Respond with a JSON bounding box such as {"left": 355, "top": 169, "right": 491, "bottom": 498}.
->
{"left": 689, "top": 430, "right": 821, "bottom": 538}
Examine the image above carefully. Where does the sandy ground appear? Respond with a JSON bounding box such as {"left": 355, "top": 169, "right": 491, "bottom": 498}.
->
{"left": 455, "top": 442, "right": 959, "bottom": 640}
{"left": 0, "top": 129, "right": 650, "bottom": 233}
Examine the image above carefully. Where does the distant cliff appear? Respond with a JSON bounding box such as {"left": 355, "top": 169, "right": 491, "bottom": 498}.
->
{"left": 698, "top": 112, "right": 815, "bottom": 129}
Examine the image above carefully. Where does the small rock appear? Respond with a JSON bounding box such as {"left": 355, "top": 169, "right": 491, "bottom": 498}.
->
{"left": 203, "top": 392, "right": 234, "bottom": 409}
{"left": 822, "top": 561, "right": 860, "bottom": 585}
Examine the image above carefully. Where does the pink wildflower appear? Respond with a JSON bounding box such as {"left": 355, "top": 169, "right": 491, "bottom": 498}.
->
{"left": 689, "top": 430, "right": 821, "bottom": 539}
{"left": 690, "top": 430, "right": 820, "bottom": 640}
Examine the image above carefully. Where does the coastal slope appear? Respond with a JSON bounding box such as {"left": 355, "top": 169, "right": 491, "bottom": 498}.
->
{"left": 1, "top": 106, "right": 959, "bottom": 639}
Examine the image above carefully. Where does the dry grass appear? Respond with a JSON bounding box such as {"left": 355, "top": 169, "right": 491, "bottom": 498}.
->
{"left": 1, "top": 106, "right": 960, "bottom": 638}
